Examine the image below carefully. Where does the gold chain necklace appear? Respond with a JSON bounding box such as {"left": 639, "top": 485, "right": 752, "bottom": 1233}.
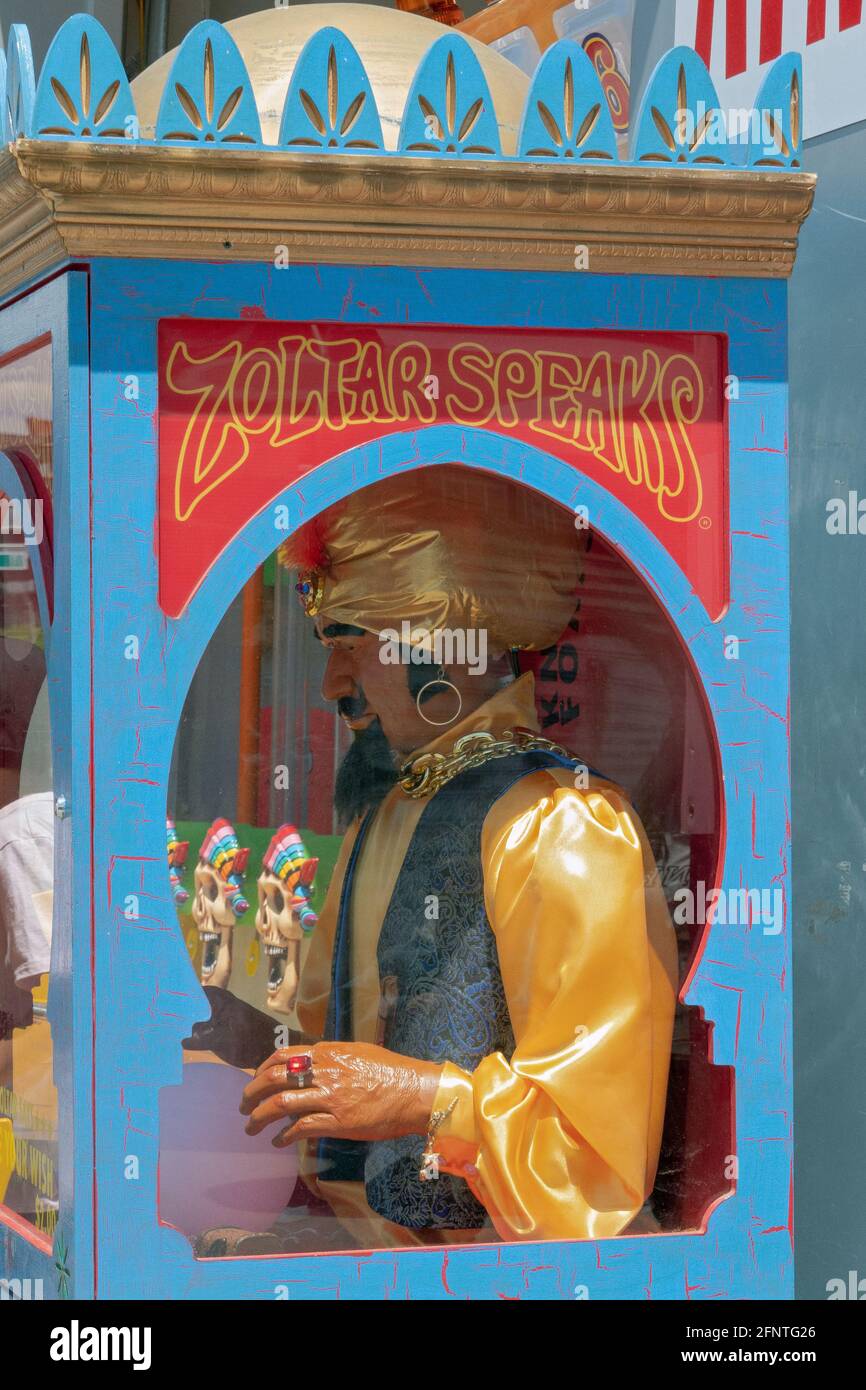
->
{"left": 397, "top": 727, "right": 572, "bottom": 800}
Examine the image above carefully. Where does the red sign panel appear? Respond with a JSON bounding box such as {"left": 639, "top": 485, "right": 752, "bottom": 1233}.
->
{"left": 158, "top": 320, "right": 728, "bottom": 619}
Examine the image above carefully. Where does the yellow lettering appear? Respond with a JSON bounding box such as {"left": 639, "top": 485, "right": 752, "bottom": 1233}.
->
{"left": 445, "top": 343, "right": 495, "bottom": 425}
{"left": 166, "top": 331, "right": 708, "bottom": 533}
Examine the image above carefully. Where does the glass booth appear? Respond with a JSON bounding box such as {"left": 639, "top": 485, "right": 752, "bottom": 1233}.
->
{"left": 0, "top": 9, "right": 812, "bottom": 1300}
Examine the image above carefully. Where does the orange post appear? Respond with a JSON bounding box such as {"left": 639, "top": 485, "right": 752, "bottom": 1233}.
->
{"left": 236, "top": 568, "right": 264, "bottom": 826}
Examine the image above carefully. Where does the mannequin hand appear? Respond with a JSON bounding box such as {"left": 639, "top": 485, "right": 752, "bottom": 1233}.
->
{"left": 239, "top": 1042, "right": 443, "bottom": 1147}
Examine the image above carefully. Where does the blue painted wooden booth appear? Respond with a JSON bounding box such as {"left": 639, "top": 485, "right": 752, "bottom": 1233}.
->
{"left": 0, "top": 10, "right": 813, "bottom": 1300}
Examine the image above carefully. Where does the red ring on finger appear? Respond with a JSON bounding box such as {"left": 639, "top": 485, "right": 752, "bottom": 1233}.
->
{"left": 284, "top": 1053, "right": 314, "bottom": 1089}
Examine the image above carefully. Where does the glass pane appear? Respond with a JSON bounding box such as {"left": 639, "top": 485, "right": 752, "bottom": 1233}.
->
{"left": 0, "top": 339, "right": 53, "bottom": 499}
{"left": 0, "top": 538, "right": 56, "bottom": 1239}
{"left": 0, "top": 334, "right": 55, "bottom": 1240}
{"left": 163, "top": 467, "right": 729, "bottom": 1256}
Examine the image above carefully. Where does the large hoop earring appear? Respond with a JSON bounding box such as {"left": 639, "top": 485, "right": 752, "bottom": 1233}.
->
{"left": 416, "top": 679, "right": 463, "bottom": 727}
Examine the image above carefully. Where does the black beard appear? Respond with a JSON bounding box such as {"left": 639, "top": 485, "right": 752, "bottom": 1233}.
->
{"left": 334, "top": 717, "right": 399, "bottom": 825}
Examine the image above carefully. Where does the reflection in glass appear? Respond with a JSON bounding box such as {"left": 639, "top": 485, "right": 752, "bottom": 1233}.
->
{"left": 164, "top": 469, "right": 729, "bottom": 1256}
{"left": 0, "top": 537, "right": 56, "bottom": 1237}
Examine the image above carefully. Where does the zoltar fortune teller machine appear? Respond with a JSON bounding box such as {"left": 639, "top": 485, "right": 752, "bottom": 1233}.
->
{"left": 0, "top": 4, "right": 813, "bottom": 1299}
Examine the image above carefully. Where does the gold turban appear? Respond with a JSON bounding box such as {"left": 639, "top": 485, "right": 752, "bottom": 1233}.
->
{"left": 280, "top": 466, "right": 581, "bottom": 652}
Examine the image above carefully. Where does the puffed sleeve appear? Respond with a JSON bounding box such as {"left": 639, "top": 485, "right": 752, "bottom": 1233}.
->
{"left": 432, "top": 772, "right": 678, "bottom": 1242}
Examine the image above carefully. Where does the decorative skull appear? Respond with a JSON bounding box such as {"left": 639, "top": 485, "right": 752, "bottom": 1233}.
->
{"left": 255, "top": 825, "right": 318, "bottom": 1015}
{"left": 191, "top": 819, "right": 250, "bottom": 990}
{"left": 166, "top": 817, "right": 190, "bottom": 905}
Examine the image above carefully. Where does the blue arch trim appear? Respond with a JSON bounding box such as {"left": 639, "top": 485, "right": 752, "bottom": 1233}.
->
{"left": 169, "top": 430, "right": 725, "bottom": 1021}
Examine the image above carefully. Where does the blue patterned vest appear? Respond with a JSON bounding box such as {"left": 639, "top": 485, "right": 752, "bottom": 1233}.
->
{"left": 318, "top": 746, "right": 579, "bottom": 1230}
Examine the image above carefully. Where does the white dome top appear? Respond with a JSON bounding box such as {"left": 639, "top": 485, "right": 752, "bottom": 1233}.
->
{"left": 131, "top": 3, "right": 529, "bottom": 151}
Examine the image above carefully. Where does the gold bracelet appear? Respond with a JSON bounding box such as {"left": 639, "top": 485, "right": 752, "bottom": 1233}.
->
{"left": 418, "top": 1098, "right": 458, "bottom": 1183}
{"left": 428, "top": 1098, "right": 458, "bottom": 1137}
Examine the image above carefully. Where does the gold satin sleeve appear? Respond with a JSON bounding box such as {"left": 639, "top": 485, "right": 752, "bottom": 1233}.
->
{"left": 433, "top": 770, "right": 678, "bottom": 1243}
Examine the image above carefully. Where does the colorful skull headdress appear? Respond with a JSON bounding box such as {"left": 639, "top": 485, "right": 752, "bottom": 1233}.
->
{"left": 198, "top": 818, "right": 250, "bottom": 916}
{"left": 261, "top": 824, "right": 318, "bottom": 932}
{"left": 166, "top": 818, "right": 190, "bottom": 905}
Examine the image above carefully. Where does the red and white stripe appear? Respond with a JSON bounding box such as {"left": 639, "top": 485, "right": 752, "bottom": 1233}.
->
{"left": 685, "top": 0, "right": 862, "bottom": 72}
{"left": 675, "top": 0, "right": 866, "bottom": 137}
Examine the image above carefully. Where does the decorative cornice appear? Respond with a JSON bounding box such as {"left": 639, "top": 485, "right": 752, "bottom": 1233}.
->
{"left": 0, "top": 140, "right": 815, "bottom": 296}
{"left": 0, "top": 19, "right": 816, "bottom": 295}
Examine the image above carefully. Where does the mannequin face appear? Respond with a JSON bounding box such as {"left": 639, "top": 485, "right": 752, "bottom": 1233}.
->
{"left": 315, "top": 619, "right": 505, "bottom": 756}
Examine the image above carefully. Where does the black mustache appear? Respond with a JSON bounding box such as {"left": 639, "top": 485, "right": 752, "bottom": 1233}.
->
{"left": 337, "top": 691, "right": 368, "bottom": 720}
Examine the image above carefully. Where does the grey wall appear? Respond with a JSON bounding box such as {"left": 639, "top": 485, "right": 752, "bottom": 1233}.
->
{"left": 788, "top": 122, "right": 866, "bottom": 1300}
{"left": 634, "top": 0, "right": 866, "bottom": 1302}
